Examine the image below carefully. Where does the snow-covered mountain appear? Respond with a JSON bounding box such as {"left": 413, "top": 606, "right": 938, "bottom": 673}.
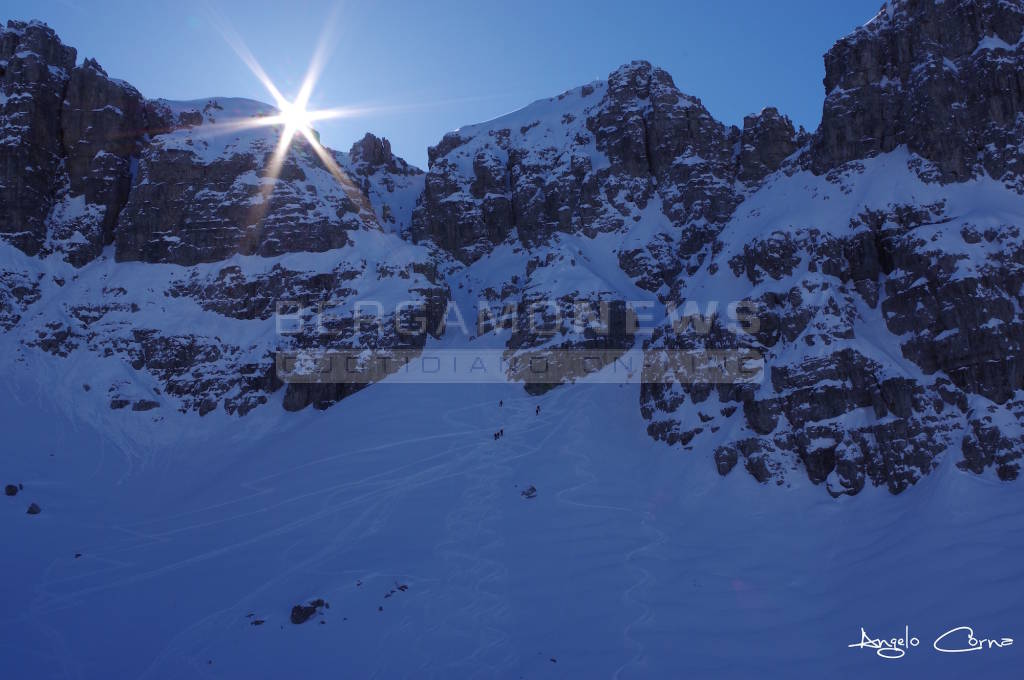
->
{"left": 0, "top": 25, "right": 448, "bottom": 415}
{"left": 412, "top": 0, "right": 1024, "bottom": 495}
{"left": 2, "top": 2, "right": 1024, "bottom": 677}
{"left": 3, "top": 0, "right": 1024, "bottom": 496}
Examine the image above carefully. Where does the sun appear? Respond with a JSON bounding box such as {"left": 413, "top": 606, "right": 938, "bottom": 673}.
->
{"left": 278, "top": 100, "right": 313, "bottom": 134}
{"left": 208, "top": 9, "right": 375, "bottom": 215}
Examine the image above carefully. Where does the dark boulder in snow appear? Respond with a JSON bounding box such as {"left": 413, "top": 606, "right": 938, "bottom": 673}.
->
{"left": 290, "top": 598, "right": 326, "bottom": 624}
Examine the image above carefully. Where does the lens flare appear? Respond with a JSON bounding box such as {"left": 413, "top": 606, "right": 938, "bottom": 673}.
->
{"left": 207, "top": 7, "right": 376, "bottom": 223}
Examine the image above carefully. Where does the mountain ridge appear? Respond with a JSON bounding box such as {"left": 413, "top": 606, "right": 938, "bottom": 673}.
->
{"left": 2, "top": 0, "right": 1023, "bottom": 495}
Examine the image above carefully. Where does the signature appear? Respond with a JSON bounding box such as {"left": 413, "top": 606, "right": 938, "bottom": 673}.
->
{"left": 933, "top": 626, "right": 1014, "bottom": 654}
{"left": 849, "top": 626, "right": 1013, "bottom": 659}
{"left": 848, "top": 627, "right": 919, "bottom": 659}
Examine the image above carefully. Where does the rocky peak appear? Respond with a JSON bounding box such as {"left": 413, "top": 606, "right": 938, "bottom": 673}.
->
{"left": 425, "top": 131, "right": 467, "bottom": 167}
{"left": 339, "top": 132, "right": 424, "bottom": 233}
{"left": 345, "top": 131, "right": 423, "bottom": 178}
{"left": 737, "top": 107, "right": 803, "bottom": 183}
{"left": 602, "top": 60, "right": 697, "bottom": 110}
{"left": 0, "top": 22, "right": 157, "bottom": 266}
{"left": 1, "top": 20, "right": 76, "bottom": 73}
{"left": 413, "top": 60, "right": 744, "bottom": 263}
{"left": 813, "top": 0, "right": 1024, "bottom": 187}
{"left": 80, "top": 56, "right": 107, "bottom": 76}
{"left": 350, "top": 132, "right": 393, "bottom": 167}
{"left": 593, "top": 60, "right": 733, "bottom": 182}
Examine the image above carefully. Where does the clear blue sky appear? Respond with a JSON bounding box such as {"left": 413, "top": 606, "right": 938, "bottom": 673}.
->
{"left": 5, "top": 0, "right": 883, "bottom": 169}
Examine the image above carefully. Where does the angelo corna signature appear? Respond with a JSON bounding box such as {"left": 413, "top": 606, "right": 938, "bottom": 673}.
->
{"left": 849, "top": 626, "right": 1014, "bottom": 659}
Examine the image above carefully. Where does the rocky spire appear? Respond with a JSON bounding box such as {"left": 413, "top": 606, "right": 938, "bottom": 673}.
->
{"left": 349, "top": 132, "right": 394, "bottom": 167}
{"left": 737, "top": 107, "right": 803, "bottom": 184}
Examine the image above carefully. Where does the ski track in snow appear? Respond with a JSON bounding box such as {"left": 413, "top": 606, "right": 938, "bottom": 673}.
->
{"left": 2, "top": 364, "right": 1024, "bottom": 679}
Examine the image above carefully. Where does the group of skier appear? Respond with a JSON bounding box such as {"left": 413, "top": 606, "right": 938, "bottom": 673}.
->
{"left": 491, "top": 401, "right": 541, "bottom": 441}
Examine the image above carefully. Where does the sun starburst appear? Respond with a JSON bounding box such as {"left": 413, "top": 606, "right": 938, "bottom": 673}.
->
{"left": 209, "top": 9, "right": 375, "bottom": 222}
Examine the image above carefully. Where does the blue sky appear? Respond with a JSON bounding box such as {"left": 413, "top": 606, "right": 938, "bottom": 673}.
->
{"left": 5, "top": 0, "right": 883, "bottom": 168}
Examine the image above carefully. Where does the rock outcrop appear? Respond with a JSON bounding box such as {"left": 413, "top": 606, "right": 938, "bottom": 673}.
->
{"left": 54, "top": 58, "right": 149, "bottom": 265}
{"left": 737, "top": 108, "right": 805, "bottom": 184}
{"left": 0, "top": 21, "right": 158, "bottom": 266}
{"left": 813, "top": 0, "right": 1024, "bottom": 188}
{"left": 0, "top": 20, "right": 76, "bottom": 255}
{"left": 339, "top": 132, "right": 424, "bottom": 234}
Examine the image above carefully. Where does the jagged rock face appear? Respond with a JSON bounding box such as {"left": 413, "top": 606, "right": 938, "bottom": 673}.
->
{"left": 641, "top": 152, "right": 1024, "bottom": 496}
{"left": 737, "top": 108, "right": 805, "bottom": 184}
{"left": 0, "top": 21, "right": 76, "bottom": 255}
{"left": 871, "top": 206, "right": 1024, "bottom": 406}
{"left": 113, "top": 98, "right": 377, "bottom": 266}
{"left": 636, "top": 0, "right": 1024, "bottom": 495}
{"left": 960, "top": 398, "right": 1024, "bottom": 480}
{"left": 0, "top": 21, "right": 155, "bottom": 266}
{"left": 0, "top": 267, "right": 42, "bottom": 330}
{"left": 410, "top": 61, "right": 804, "bottom": 393}
{"left": 341, "top": 132, "right": 424, "bottom": 234}
{"left": 412, "top": 62, "right": 806, "bottom": 268}
{"left": 412, "top": 61, "right": 757, "bottom": 265}
{"left": 52, "top": 58, "right": 150, "bottom": 265}
{"left": 11, "top": 228, "right": 448, "bottom": 416}
{"left": 349, "top": 132, "right": 397, "bottom": 168}
{"left": 813, "top": 0, "right": 1024, "bottom": 188}
{"left": 590, "top": 63, "right": 742, "bottom": 227}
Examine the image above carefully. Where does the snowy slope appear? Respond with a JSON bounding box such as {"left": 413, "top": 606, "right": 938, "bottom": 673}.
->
{"left": 2, "top": 353, "right": 1022, "bottom": 679}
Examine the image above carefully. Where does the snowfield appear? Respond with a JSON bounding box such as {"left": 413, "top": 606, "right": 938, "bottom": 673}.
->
{"left": 2, "top": 351, "right": 1021, "bottom": 679}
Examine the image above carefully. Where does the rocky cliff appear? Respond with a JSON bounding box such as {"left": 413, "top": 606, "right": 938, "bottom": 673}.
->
{"left": 639, "top": 0, "right": 1024, "bottom": 494}
{"left": 1, "top": 0, "right": 1022, "bottom": 495}
{"left": 0, "top": 19, "right": 446, "bottom": 415}
{"left": 812, "top": 0, "right": 1024, "bottom": 186}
